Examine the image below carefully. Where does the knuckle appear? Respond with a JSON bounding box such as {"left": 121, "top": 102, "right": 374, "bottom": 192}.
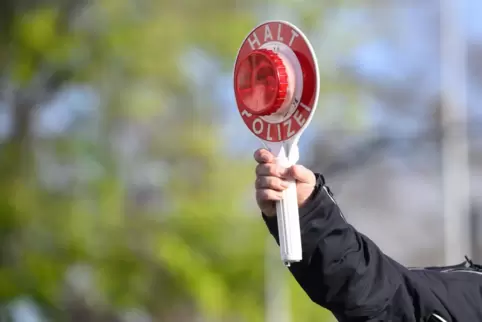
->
{"left": 257, "top": 177, "right": 277, "bottom": 190}
{"left": 253, "top": 149, "right": 263, "bottom": 161}
{"left": 256, "top": 164, "right": 274, "bottom": 176}
{"left": 254, "top": 177, "right": 262, "bottom": 188}
{"left": 270, "top": 177, "right": 285, "bottom": 189}
{"left": 256, "top": 189, "right": 266, "bottom": 200}
{"left": 256, "top": 176, "right": 286, "bottom": 191}
{"left": 261, "top": 177, "right": 270, "bottom": 188}
{"left": 266, "top": 164, "right": 278, "bottom": 176}
{"left": 266, "top": 177, "right": 277, "bottom": 188}
{"left": 255, "top": 164, "right": 264, "bottom": 175}
{"left": 256, "top": 189, "right": 271, "bottom": 200}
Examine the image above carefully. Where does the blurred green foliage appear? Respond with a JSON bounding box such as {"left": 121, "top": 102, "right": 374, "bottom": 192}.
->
{"left": 0, "top": 0, "right": 335, "bottom": 321}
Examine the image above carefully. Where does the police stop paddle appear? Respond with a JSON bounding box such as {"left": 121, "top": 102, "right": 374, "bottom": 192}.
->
{"left": 233, "top": 21, "right": 320, "bottom": 266}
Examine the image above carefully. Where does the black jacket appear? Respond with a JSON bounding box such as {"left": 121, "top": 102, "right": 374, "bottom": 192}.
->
{"left": 263, "top": 174, "right": 482, "bottom": 322}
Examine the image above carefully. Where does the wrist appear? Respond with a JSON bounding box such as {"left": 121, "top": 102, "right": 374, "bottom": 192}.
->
{"left": 299, "top": 173, "right": 325, "bottom": 217}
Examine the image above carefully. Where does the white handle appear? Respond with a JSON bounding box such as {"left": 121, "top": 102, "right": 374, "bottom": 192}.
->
{"left": 274, "top": 146, "right": 302, "bottom": 266}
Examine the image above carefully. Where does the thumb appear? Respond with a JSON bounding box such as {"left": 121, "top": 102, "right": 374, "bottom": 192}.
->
{"left": 289, "top": 165, "right": 316, "bottom": 184}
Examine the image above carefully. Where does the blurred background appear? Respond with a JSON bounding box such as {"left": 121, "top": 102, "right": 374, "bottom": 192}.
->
{"left": 0, "top": 0, "right": 481, "bottom": 321}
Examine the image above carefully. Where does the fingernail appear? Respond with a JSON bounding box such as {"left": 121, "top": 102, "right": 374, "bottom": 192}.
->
{"left": 281, "top": 180, "right": 290, "bottom": 188}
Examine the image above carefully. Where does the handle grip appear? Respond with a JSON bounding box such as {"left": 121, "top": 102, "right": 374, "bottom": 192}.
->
{"left": 276, "top": 179, "right": 302, "bottom": 266}
{"left": 274, "top": 146, "right": 302, "bottom": 266}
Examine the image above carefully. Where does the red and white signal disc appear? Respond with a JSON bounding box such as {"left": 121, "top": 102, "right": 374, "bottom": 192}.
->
{"left": 233, "top": 21, "right": 319, "bottom": 143}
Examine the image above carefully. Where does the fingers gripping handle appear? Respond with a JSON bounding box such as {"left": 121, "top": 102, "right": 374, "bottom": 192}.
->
{"left": 274, "top": 145, "right": 302, "bottom": 266}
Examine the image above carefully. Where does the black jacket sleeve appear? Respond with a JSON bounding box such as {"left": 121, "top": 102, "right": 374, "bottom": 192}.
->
{"left": 263, "top": 174, "right": 482, "bottom": 322}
